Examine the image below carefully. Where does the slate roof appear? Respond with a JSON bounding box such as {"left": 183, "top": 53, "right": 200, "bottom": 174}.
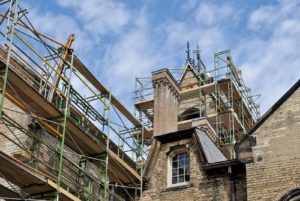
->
{"left": 194, "top": 129, "right": 227, "bottom": 163}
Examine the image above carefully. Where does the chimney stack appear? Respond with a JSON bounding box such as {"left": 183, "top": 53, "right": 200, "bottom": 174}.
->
{"left": 152, "top": 69, "right": 181, "bottom": 136}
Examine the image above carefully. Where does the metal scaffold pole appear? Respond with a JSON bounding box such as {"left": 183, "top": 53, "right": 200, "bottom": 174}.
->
{"left": 56, "top": 51, "right": 74, "bottom": 201}
{"left": 104, "top": 92, "right": 112, "bottom": 201}
{"left": 0, "top": 0, "right": 19, "bottom": 120}
{"left": 140, "top": 125, "right": 144, "bottom": 201}
{"left": 0, "top": 1, "right": 148, "bottom": 199}
{"left": 214, "top": 53, "right": 221, "bottom": 145}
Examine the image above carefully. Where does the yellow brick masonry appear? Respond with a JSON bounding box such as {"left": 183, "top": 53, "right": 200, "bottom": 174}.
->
{"left": 142, "top": 138, "right": 247, "bottom": 201}
{"left": 246, "top": 87, "right": 300, "bottom": 201}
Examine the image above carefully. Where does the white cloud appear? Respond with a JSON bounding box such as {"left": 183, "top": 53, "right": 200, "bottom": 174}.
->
{"left": 236, "top": 0, "right": 300, "bottom": 113}
{"left": 194, "top": 2, "right": 235, "bottom": 26}
{"left": 24, "top": 0, "right": 300, "bottom": 116}
{"left": 27, "top": 9, "right": 94, "bottom": 57}
{"left": 164, "top": 21, "right": 227, "bottom": 60}
{"left": 99, "top": 10, "right": 163, "bottom": 110}
{"left": 24, "top": 8, "right": 102, "bottom": 99}
{"left": 57, "top": 0, "right": 131, "bottom": 39}
{"left": 98, "top": 1, "right": 234, "bottom": 109}
{"left": 248, "top": 0, "right": 300, "bottom": 31}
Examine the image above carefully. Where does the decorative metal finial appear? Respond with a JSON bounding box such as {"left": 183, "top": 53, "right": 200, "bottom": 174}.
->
{"left": 185, "top": 41, "right": 191, "bottom": 63}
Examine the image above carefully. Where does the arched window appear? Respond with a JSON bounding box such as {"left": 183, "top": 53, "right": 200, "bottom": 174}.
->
{"left": 279, "top": 188, "right": 300, "bottom": 201}
{"left": 168, "top": 150, "right": 190, "bottom": 187}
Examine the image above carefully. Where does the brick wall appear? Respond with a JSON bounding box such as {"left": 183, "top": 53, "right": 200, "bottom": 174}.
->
{"left": 0, "top": 98, "right": 31, "bottom": 160}
{"left": 246, "top": 87, "right": 300, "bottom": 200}
{"left": 0, "top": 96, "right": 103, "bottom": 198}
{"left": 142, "top": 138, "right": 247, "bottom": 201}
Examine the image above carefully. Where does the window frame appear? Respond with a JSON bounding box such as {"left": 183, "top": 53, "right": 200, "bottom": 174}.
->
{"left": 167, "top": 148, "right": 191, "bottom": 187}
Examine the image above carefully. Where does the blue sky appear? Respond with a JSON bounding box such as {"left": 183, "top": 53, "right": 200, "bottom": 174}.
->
{"left": 19, "top": 0, "right": 300, "bottom": 115}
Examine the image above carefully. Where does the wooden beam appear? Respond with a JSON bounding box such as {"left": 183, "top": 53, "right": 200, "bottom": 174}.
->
{"left": 0, "top": 151, "right": 56, "bottom": 196}
{"left": 3, "top": 91, "right": 62, "bottom": 137}
{"left": 0, "top": 184, "right": 21, "bottom": 198}
{"left": 47, "top": 179, "right": 81, "bottom": 201}
{"left": 69, "top": 56, "right": 151, "bottom": 132}
{"left": 108, "top": 150, "right": 141, "bottom": 182}
{"left": 0, "top": 46, "right": 142, "bottom": 184}
{"left": 135, "top": 99, "right": 154, "bottom": 111}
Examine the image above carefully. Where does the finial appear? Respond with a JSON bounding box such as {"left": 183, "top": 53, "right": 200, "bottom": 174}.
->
{"left": 185, "top": 41, "right": 191, "bottom": 63}
{"left": 193, "top": 43, "right": 206, "bottom": 73}
{"left": 195, "top": 44, "right": 200, "bottom": 63}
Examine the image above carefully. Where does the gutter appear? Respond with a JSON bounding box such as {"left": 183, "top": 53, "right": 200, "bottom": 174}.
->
{"left": 202, "top": 159, "right": 240, "bottom": 170}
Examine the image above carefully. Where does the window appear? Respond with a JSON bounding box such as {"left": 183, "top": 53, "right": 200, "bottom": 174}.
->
{"left": 171, "top": 152, "right": 190, "bottom": 185}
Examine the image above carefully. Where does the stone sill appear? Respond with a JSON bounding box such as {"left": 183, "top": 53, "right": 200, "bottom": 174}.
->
{"left": 161, "top": 182, "right": 193, "bottom": 192}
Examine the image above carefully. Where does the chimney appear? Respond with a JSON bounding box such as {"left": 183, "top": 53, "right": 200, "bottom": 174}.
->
{"left": 152, "top": 69, "right": 181, "bottom": 136}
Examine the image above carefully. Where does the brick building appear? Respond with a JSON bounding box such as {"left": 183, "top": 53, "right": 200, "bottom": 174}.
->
{"left": 0, "top": 4, "right": 298, "bottom": 198}
{"left": 136, "top": 48, "right": 300, "bottom": 201}
{"left": 238, "top": 79, "right": 300, "bottom": 201}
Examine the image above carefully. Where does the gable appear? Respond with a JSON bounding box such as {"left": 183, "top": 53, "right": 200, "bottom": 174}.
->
{"left": 248, "top": 79, "right": 300, "bottom": 135}
{"left": 236, "top": 79, "right": 300, "bottom": 163}
{"left": 179, "top": 64, "right": 201, "bottom": 90}
{"left": 254, "top": 85, "right": 300, "bottom": 149}
{"left": 244, "top": 81, "right": 300, "bottom": 201}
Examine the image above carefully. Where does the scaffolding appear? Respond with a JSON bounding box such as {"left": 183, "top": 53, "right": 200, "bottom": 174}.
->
{"left": 134, "top": 68, "right": 202, "bottom": 129}
{"left": 134, "top": 49, "right": 260, "bottom": 147}
{"left": 213, "top": 50, "right": 260, "bottom": 145}
{"left": 0, "top": 0, "right": 146, "bottom": 200}
{"left": 134, "top": 77, "right": 153, "bottom": 131}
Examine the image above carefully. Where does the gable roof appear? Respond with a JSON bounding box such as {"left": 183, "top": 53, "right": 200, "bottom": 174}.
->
{"left": 178, "top": 62, "right": 201, "bottom": 86}
{"left": 248, "top": 79, "right": 300, "bottom": 135}
{"left": 235, "top": 80, "right": 300, "bottom": 163}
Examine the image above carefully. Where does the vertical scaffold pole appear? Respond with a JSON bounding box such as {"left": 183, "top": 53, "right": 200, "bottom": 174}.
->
{"left": 230, "top": 78, "right": 235, "bottom": 145}
{"left": 104, "top": 92, "right": 112, "bottom": 201}
{"left": 0, "top": 0, "right": 19, "bottom": 120}
{"left": 56, "top": 51, "right": 74, "bottom": 201}
{"left": 214, "top": 54, "right": 221, "bottom": 145}
{"left": 199, "top": 73, "right": 202, "bottom": 118}
{"left": 88, "top": 179, "right": 93, "bottom": 201}
{"left": 140, "top": 125, "right": 144, "bottom": 201}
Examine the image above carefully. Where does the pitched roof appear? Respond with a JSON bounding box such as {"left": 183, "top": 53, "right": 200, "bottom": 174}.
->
{"left": 154, "top": 127, "right": 228, "bottom": 164}
{"left": 194, "top": 129, "right": 227, "bottom": 163}
{"left": 178, "top": 62, "right": 201, "bottom": 85}
{"left": 145, "top": 127, "right": 239, "bottom": 176}
{"left": 248, "top": 79, "right": 300, "bottom": 135}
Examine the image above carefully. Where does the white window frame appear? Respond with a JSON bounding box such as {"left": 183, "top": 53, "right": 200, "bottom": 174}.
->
{"left": 167, "top": 148, "right": 191, "bottom": 187}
